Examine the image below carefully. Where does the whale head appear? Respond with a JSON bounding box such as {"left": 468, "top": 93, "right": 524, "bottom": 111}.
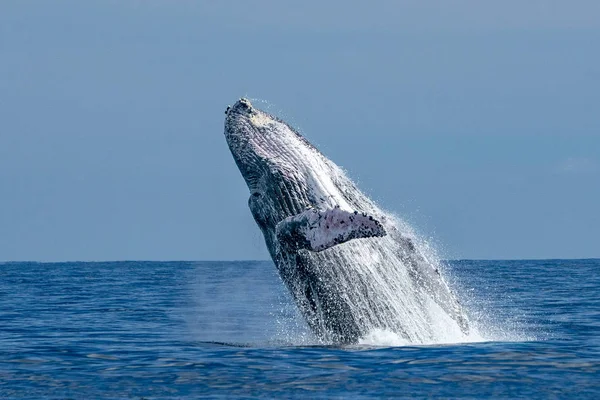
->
{"left": 224, "top": 98, "right": 331, "bottom": 241}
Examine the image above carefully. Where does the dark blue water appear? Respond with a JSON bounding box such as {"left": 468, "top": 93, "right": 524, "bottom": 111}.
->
{"left": 1, "top": 259, "right": 598, "bottom": 398}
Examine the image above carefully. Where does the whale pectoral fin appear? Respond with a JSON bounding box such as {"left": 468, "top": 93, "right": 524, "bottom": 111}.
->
{"left": 276, "top": 208, "right": 386, "bottom": 252}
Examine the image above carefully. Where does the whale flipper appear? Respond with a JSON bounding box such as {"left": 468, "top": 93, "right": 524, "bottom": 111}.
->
{"left": 276, "top": 208, "right": 386, "bottom": 252}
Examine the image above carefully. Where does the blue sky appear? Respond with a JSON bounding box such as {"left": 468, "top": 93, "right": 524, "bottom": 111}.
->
{"left": 1, "top": 1, "right": 598, "bottom": 261}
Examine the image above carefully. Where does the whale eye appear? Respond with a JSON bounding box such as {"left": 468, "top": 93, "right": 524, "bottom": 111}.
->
{"left": 252, "top": 192, "right": 261, "bottom": 198}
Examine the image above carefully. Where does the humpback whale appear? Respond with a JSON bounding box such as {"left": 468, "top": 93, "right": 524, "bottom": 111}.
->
{"left": 224, "top": 98, "right": 469, "bottom": 344}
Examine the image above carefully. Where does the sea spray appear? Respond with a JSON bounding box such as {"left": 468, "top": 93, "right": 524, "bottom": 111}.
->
{"left": 225, "top": 98, "right": 478, "bottom": 344}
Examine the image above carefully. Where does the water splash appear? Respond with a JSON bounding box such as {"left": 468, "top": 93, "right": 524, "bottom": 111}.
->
{"left": 224, "top": 99, "right": 527, "bottom": 347}
{"left": 269, "top": 207, "right": 534, "bottom": 347}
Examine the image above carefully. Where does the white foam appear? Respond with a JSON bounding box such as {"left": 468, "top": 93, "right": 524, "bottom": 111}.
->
{"left": 229, "top": 101, "right": 528, "bottom": 347}
{"left": 358, "top": 329, "right": 410, "bottom": 347}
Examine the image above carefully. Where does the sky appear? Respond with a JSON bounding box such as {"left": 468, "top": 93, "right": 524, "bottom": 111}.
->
{"left": 0, "top": 1, "right": 598, "bottom": 261}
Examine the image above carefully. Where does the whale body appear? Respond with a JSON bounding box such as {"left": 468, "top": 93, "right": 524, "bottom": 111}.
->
{"left": 224, "top": 98, "right": 469, "bottom": 344}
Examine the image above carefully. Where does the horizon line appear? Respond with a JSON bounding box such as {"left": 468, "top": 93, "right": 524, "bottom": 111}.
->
{"left": 1, "top": 257, "right": 599, "bottom": 264}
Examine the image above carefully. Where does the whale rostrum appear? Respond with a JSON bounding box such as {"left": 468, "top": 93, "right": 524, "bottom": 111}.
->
{"left": 224, "top": 98, "right": 470, "bottom": 344}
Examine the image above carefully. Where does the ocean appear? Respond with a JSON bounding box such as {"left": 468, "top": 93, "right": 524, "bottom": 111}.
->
{"left": 1, "top": 259, "right": 598, "bottom": 398}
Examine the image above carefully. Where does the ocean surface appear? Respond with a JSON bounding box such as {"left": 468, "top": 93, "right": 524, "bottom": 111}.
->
{"left": 1, "top": 259, "right": 598, "bottom": 399}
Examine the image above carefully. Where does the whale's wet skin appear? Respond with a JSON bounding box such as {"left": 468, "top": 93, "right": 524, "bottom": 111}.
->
{"left": 224, "top": 98, "right": 473, "bottom": 344}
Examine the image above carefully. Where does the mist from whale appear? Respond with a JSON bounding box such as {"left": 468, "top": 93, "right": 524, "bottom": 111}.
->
{"left": 224, "top": 98, "right": 479, "bottom": 345}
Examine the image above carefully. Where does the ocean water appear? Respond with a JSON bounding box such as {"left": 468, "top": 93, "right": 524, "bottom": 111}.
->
{"left": 0, "top": 259, "right": 598, "bottom": 399}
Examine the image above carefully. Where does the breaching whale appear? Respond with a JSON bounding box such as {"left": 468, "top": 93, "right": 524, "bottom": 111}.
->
{"left": 224, "top": 98, "right": 469, "bottom": 344}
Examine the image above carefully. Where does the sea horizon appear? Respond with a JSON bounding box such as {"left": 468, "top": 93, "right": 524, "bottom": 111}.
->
{"left": 2, "top": 257, "right": 599, "bottom": 264}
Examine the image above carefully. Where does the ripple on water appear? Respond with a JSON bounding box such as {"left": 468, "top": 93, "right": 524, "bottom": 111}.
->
{"left": 0, "top": 260, "right": 598, "bottom": 398}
